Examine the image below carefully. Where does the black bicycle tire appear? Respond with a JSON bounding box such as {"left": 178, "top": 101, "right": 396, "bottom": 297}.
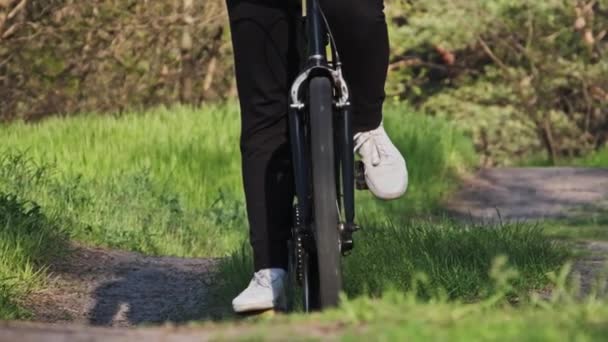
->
{"left": 308, "top": 76, "right": 342, "bottom": 309}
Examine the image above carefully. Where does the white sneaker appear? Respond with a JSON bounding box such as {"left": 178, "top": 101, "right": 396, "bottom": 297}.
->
{"left": 232, "top": 268, "right": 287, "bottom": 313}
{"left": 355, "top": 123, "right": 408, "bottom": 200}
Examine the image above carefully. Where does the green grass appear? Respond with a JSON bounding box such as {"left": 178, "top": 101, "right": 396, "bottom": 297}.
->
{"left": 0, "top": 150, "right": 245, "bottom": 258}
{"left": 1, "top": 105, "right": 245, "bottom": 257}
{"left": 207, "top": 261, "right": 608, "bottom": 340}
{"left": 211, "top": 219, "right": 569, "bottom": 317}
{"left": 0, "top": 190, "right": 68, "bottom": 319}
{"left": 570, "top": 146, "right": 608, "bottom": 167}
{"left": 207, "top": 286, "right": 608, "bottom": 341}
{"left": 0, "top": 103, "right": 575, "bottom": 324}
{"left": 0, "top": 103, "right": 476, "bottom": 257}
{"left": 542, "top": 216, "right": 608, "bottom": 242}
{"left": 519, "top": 146, "right": 608, "bottom": 167}
{"left": 1, "top": 104, "right": 243, "bottom": 209}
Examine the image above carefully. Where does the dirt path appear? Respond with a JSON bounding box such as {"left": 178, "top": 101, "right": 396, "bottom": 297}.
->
{"left": 22, "top": 245, "right": 219, "bottom": 327}
{"left": 1, "top": 167, "right": 607, "bottom": 341}
{"left": 446, "top": 167, "right": 608, "bottom": 220}
{"left": 446, "top": 167, "right": 608, "bottom": 297}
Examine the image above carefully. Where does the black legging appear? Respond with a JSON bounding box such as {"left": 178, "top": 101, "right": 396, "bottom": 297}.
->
{"left": 226, "top": 0, "right": 389, "bottom": 271}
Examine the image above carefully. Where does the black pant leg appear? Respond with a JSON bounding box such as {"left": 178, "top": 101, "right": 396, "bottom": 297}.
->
{"left": 319, "top": 0, "right": 388, "bottom": 132}
{"left": 226, "top": 0, "right": 298, "bottom": 271}
{"left": 226, "top": 0, "right": 389, "bottom": 272}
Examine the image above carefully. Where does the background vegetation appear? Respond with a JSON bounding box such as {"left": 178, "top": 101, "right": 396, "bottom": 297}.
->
{"left": 0, "top": 0, "right": 230, "bottom": 120}
{"left": 2, "top": 0, "right": 606, "bottom": 165}
{"left": 387, "top": 0, "right": 608, "bottom": 165}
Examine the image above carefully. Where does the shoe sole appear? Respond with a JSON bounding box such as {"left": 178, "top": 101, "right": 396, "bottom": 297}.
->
{"left": 233, "top": 297, "right": 286, "bottom": 314}
{"left": 366, "top": 178, "right": 407, "bottom": 200}
{"left": 233, "top": 301, "right": 274, "bottom": 313}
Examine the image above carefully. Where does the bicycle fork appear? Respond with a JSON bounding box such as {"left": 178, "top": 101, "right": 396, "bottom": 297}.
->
{"left": 288, "top": 94, "right": 358, "bottom": 254}
{"left": 288, "top": 0, "right": 358, "bottom": 254}
{"left": 335, "top": 104, "right": 358, "bottom": 253}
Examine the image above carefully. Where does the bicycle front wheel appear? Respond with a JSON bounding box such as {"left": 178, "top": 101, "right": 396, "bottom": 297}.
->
{"left": 308, "top": 76, "right": 342, "bottom": 309}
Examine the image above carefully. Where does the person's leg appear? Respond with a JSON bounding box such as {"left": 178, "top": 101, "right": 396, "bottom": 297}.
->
{"left": 320, "top": 0, "right": 408, "bottom": 200}
{"left": 319, "top": 0, "right": 388, "bottom": 133}
{"left": 226, "top": 0, "right": 299, "bottom": 272}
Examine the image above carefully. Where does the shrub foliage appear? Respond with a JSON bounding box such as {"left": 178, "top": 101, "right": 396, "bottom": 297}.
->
{"left": 0, "top": 0, "right": 230, "bottom": 120}
{"left": 386, "top": 0, "right": 608, "bottom": 164}
{"left": 1, "top": 0, "right": 606, "bottom": 163}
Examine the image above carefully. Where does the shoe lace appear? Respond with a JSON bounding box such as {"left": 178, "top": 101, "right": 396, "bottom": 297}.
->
{"left": 355, "top": 129, "right": 390, "bottom": 165}
{"left": 253, "top": 271, "right": 273, "bottom": 288}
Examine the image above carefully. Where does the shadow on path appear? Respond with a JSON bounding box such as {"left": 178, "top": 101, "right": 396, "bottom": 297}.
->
{"left": 88, "top": 262, "right": 212, "bottom": 326}
{"left": 25, "top": 245, "right": 219, "bottom": 327}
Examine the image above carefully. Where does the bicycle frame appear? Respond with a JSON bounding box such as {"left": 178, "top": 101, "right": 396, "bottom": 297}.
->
{"left": 288, "top": 0, "right": 357, "bottom": 253}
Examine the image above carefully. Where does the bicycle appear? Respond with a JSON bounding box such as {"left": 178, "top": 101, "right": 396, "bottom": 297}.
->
{"left": 286, "top": 0, "right": 364, "bottom": 312}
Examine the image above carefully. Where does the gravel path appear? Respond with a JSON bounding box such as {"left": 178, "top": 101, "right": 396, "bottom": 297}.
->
{"left": 446, "top": 167, "right": 608, "bottom": 220}
{"left": 22, "top": 245, "right": 219, "bottom": 327}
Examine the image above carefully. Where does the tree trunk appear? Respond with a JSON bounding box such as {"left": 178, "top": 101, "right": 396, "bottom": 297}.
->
{"left": 538, "top": 115, "right": 558, "bottom": 165}
{"left": 180, "top": 0, "right": 194, "bottom": 103}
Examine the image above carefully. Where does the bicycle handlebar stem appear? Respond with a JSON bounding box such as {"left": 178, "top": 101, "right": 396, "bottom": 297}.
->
{"left": 306, "top": 0, "right": 326, "bottom": 64}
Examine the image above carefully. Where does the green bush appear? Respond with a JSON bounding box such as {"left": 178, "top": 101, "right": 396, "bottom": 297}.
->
{"left": 386, "top": 0, "right": 608, "bottom": 164}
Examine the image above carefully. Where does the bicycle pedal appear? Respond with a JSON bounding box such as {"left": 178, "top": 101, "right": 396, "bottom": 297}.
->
{"left": 355, "top": 161, "right": 368, "bottom": 190}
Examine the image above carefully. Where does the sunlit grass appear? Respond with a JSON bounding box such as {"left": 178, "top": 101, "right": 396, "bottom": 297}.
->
{"left": 1, "top": 104, "right": 243, "bottom": 209}
{"left": 0, "top": 103, "right": 476, "bottom": 257}
{"left": 518, "top": 146, "right": 608, "bottom": 167}
{"left": 0, "top": 191, "right": 68, "bottom": 319}
{"left": 0, "top": 103, "right": 575, "bottom": 323}
{"left": 207, "top": 262, "right": 608, "bottom": 341}
{"left": 541, "top": 216, "right": 608, "bottom": 242}
{"left": 211, "top": 219, "right": 569, "bottom": 317}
